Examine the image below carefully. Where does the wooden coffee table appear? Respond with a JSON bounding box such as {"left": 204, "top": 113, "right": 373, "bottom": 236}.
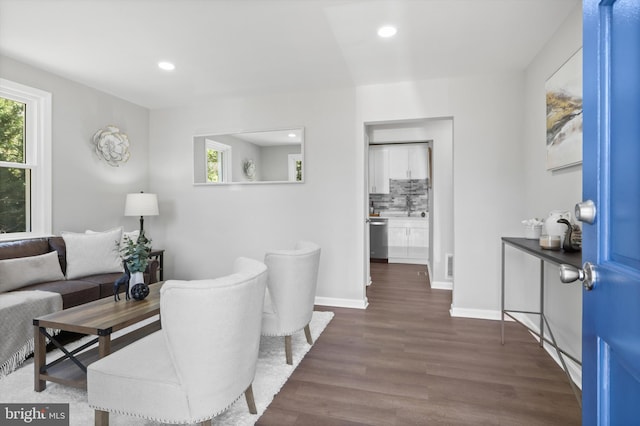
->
{"left": 33, "top": 282, "right": 163, "bottom": 391}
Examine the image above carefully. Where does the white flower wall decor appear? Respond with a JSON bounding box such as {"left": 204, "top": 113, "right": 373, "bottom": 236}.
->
{"left": 92, "top": 125, "right": 131, "bottom": 167}
{"left": 243, "top": 159, "right": 256, "bottom": 180}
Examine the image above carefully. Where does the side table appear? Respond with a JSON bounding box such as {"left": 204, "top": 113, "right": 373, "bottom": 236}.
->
{"left": 149, "top": 249, "right": 164, "bottom": 281}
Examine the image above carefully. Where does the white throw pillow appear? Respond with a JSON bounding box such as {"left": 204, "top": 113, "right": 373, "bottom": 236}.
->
{"left": 0, "top": 251, "right": 66, "bottom": 293}
{"left": 62, "top": 227, "right": 123, "bottom": 279}
{"left": 121, "top": 230, "right": 140, "bottom": 247}
{"left": 87, "top": 229, "right": 139, "bottom": 250}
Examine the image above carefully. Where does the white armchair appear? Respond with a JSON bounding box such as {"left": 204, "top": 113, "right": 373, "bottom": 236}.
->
{"left": 87, "top": 257, "right": 267, "bottom": 426}
{"left": 261, "top": 241, "right": 321, "bottom": 364}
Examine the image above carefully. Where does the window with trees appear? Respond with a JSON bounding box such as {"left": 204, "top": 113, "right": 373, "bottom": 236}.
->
{"left": 0, "top": 79, "right": 52, "bottom": 238}
{"left": 205, "top": 139, "right": 231, "bottom": 183}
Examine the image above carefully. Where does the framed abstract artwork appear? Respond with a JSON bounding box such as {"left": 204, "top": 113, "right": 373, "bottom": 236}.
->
{"left": 546, "top": 48, "right": 583, "bottom": 170}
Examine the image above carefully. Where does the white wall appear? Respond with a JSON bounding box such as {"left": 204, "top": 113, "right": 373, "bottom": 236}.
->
{"left": 356, "top": 73, "right": 526, "bottom": 318}
{"left": 519, "top": 3, "right": 583, "bottom": 380}
{"left": 261, "top": 145, "right": 299, "bottom": 181}
{"left": 425, "top": 119, "right": 453, "bottom": 287}
{"left": 0, "top": 55, "right": 151, "bottom": 234}
{"left": 148, "top": 88, "right": 365, "bottom": 307}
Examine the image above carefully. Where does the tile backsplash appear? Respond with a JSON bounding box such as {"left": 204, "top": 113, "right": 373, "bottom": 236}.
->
{"left": 370, "top": 179, "right": 429, "bottom": 214}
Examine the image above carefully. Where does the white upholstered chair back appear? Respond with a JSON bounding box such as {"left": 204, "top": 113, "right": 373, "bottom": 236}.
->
{"left": 160, "top": 257, "right": 267, "bottom": 419}
{"left": 261, "top": 241, "right": 320, "bottom": 364}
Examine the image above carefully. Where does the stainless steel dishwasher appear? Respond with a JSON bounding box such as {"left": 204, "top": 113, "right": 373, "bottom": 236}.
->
{"left": 369, "top": 217, "right": 388, "bottom": 262}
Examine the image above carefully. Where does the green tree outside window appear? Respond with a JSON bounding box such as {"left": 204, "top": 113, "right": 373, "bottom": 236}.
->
{"left": 296, "top": 160, "right": 302, "bottom": 181}
{"left": 0, "top": 97, "right": 27, "bottom": 233}
{"left": 207, "top": 149, "right": 219, "bottom": 182}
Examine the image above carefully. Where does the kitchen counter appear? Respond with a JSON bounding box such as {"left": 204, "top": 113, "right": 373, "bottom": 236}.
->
{"left": 385, "top": 214, "right": 429, "bottom": 264}
{"left": 379, "top": 212, "right": 428, "bottom": 220}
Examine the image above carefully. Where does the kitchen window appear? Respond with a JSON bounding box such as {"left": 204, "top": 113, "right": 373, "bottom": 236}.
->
{"left": 0, "top": 79, "right": 52, "bottom": 239}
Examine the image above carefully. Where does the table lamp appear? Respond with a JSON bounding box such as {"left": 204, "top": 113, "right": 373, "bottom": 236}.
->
{"left": 124, "top": 192, "right": 159, "bottom": 233}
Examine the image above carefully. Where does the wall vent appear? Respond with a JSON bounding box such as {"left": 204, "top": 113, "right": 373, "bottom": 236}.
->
{"left": 445, "top": 253, "right": 454, "bottom": 279}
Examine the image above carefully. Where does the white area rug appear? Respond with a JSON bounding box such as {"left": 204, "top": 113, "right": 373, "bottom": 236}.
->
{"left": 0, "top": 311, "right": 334, "bottom": 425}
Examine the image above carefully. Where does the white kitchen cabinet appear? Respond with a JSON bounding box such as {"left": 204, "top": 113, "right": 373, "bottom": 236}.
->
{"left": 407, "top": 144, "right": 429, "bottom": 179}
{"left": 389, "top": 148, "right": 409, "bottom": 180}
{"left": 368, "top": 146, "right": 389, "bottom": 194}
{"left": 387, "top": 217, "right": 429, "bottom": 264}
{"left": 388, "top": 144, "right": 429, "bottom": 180}
{"left": 388, "top": 224, "right": 408, "bottom": 258}
{"left": 407, "top": 226, "right": 429, "bottom": 259}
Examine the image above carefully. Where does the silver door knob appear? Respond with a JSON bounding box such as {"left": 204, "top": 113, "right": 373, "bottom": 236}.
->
{"left": 559, "top": 262, "right": 597, "bottom": 291}
{"left": 575, "top": 200, "right": 596, "bottom": 224}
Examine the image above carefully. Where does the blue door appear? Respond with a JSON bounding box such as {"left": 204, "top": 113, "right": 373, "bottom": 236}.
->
{"left": 582, "top": 0, "right": 640, "bottom": 423}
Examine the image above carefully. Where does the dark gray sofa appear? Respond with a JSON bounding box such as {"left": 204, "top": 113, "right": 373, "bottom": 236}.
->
{"left": 0, "top": 236, "right": 158, "bottom": 308}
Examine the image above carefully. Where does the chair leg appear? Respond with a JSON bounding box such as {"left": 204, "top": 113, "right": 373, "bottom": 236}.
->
{"left": 304, "top": 323, "right": 313, "bottom": 345}
{"left": 285, "top": 335, "right": 293, "bottom": 365}
{"left": 95, "top": 410, "right": 109, "bottom": 426}
{"left": 245, "top": 384, "right": 257, "bottom": 414}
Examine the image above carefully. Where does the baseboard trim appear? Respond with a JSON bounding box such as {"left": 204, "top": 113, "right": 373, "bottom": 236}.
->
{"left": 449, "top": 306, "right": 503, "bottom": 321}
{"left": 430, "top": 280, "right": 452, "bottom": 290}
{"left": 546, "top": 346, "right": 582, "bottom": 389}
{"left": 449, "top": 307, "right": 581, "bottom": 386}
{"left": 512, "top": 313, "right": 582, "bottom": 389}
{"left": 389, "top": 258, "right": 427, "bottom": 265}
{"left": 315, "top": 296, "right": 368, "bottom": 309}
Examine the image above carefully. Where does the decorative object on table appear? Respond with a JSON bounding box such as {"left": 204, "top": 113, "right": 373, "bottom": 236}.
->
{"left": 124, "top": 191, "right": 159, "bottom": 233}
{"left": 118, "top": 230, "right": 152, "bottom": 301}
{"left": 243, "top": 159, "right": 256, "bottom": 180}
{"left": 521, "top": 218, "right": 544, "bottom": 240}
{"left": 539, "top": 234, "right": 561, "bottom": 250}
{"left": 546, "top": 48, "right": 583, "bottom": 170}
{"left": 129, "top": 278, "right": 149, "bottom": 300}
{"left": 544, "top": 210, "right": 572, "bottom": 244}
{"left": 92, "top": 125, "right": 131, "bottom": 167}
{"left": 557, "top": 218, "right": 582, "bottom": 252}
{"left": 113, "top": 262, "right": 131, "bottom": 302}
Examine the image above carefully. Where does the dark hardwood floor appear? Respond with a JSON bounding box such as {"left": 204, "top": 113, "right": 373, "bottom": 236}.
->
{"left": 257, "top": 262, "right": 582, "bottom": 425}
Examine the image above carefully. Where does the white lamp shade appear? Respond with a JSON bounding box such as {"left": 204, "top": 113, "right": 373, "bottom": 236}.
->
{"left": 124, "top": 193, "right": 159, "bottom": 217}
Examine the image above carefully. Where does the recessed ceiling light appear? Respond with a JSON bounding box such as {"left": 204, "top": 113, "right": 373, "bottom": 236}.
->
{"left": 158, "top": 61, "right": 175, "bottom": 71}
{"left": 288, "top": 133, "right": 296, "bottom": 138}
{"left": 377, "top": 25, "right": 397, "bottom": 38}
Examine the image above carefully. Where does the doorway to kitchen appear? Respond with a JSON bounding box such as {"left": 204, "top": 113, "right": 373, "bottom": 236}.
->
{"left": 364, "top": 117, "right": 453, "bottom": 292}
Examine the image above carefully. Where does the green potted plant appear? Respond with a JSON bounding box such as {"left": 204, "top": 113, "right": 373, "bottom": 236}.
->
{"left": 119, "top": 230, "right": 152, "bottom": 300}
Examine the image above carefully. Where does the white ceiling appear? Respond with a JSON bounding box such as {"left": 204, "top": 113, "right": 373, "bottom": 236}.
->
{"left": 0, "top": 0, "right": 579, "bottom": 110}
{"left": 236, "top": 128, "right": 303, "bottom": 146}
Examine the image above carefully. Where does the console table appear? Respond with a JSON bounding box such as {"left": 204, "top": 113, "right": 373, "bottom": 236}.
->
{"left": 500, "top": 237, "right": 582, "bottom": 406}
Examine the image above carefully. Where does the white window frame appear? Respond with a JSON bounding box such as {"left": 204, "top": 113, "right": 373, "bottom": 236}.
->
{"left": 205, "top": 139, "right": 232, "bottom": 183}
{"left": 0, "top": 78, "right": 52, "bottom": 240}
